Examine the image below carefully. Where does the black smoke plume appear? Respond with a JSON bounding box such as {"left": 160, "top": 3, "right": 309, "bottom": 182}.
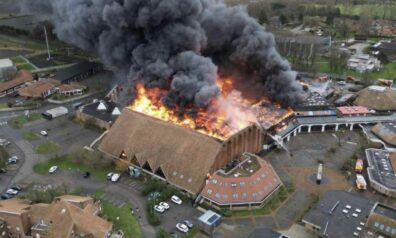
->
{"left": 20, "top": 0, "right": 303, "bottom": 107}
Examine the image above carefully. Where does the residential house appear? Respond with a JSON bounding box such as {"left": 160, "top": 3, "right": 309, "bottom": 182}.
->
{"left": 18, "top": 79, "right": 61, "bottom": 99}
{"left": 0, "top": 195, "right": 114, "bottom": 238}
{"left": 57, "top": 83, "right": 87, "bottom": 96}
{"left": 0, "top": 70, "right": 33, "bottom": 97}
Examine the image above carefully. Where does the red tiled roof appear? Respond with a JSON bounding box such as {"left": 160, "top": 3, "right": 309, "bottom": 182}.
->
{"left": 0, "top": 70, "right": 33, "bottom": 92}
{"left": 337, "top": 106, "right": 370, "bottom": 115}
{"left": 200, "top": 154, "right": 282, "bottom": 205}
{"left": 18, "top": 78, "right": 60, "bottom": 98}
{"left": 57, "top": 83, "right": 86, "bottom": 93}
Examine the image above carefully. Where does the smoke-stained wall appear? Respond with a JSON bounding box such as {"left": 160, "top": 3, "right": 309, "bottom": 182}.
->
{"left": 21, "top": 0, "right": 304, "bottom": 107}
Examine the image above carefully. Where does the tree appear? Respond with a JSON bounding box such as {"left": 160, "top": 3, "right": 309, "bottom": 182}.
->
{"left": 279, "top": 14, "right": 288, "bottom": 25}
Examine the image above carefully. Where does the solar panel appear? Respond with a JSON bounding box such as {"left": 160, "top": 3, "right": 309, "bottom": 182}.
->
{"left": 207, "top": 214, "right": 220, "bottom": 224}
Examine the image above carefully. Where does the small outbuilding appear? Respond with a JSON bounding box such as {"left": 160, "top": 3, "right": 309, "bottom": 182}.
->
{"left": 197, "top": 210, "right": 222, "bottom": 235}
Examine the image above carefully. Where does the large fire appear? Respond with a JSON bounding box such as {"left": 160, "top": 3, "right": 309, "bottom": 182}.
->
{"left": 128, "top": 78, "right": 293, "bottom": 140}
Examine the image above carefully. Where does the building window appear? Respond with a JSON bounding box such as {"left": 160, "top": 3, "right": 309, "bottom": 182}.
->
{"left": 242, "top": 193, "right": 247, "bottom": 198}
{"left": 252, "top": 193, "right": 258, "bottom": 199}
{"left": 207, "top": 189, "right": 212, "bottom": 194}
{"left": 386, "top": 226, "right": 391, "bottom": 233}
{"left": 391, "top": 228, "right": 395, "bottom": 235}
{"left": 215, "top": 193, "right": 221, "bottom": 198}
{"left": 240, "top": 182, "right": 246, "bottom": 187}
{"left": 374, "top": 222, "right": 379, "bottom": 228}
{"left": 232, "top": 193, "right": 238, "bottom": 199}
{"left": 222, "top": 194, "right": 228, "bottom": 199}
{"left": 380, "top": 224, "right": 385, "bottom": 230}
{"left": 188, "top": 178, "right": 192, "bottom": 183}
{"left": 173, "top": 171, "right": 177, "bottom": 176}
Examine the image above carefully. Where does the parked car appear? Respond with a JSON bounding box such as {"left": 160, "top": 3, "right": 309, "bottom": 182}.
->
{"left": 111, "top": 173, "right": 120, "bottom": 182}
{"left": 83, "top": 172, "right": 91, "bottom": 178}
{"left": 49, "top": 166, "right": 58, "bottom": 174}
{"left": 11, "top": 185, "right": 22, "bottom": 191}
{"left": 7, "top": 156, "right": 18, "bottom": 164}
{"left": 0, "top": 168, "right": 6, "bottom": 173}
{"left": 176, "top": 223, "right": 189, "bottom": 233}
{"left": 171, "top": 195, "right": 182, "bottom": 205}
{"left": 6, "top": 189, "right": 18, "bottom": 195}
{"left": 159, "top": 202, "right": 170, "bottom": 210}
{"left": 154, "top": 205, "right": 165, "bottom": 213}
{"left": 40, "top": 131, "right": 48, "bottom": 136}
{"left": 183, "top": 220, "right": 193, "bottom": 228}
{"left": 107, "top": 172, "right": 114, "bottom": 180}
{"left": 0, "top": 139, "right": 10, "bottom": 146}
{"left": 1, "top": 193, "right": 13, "bottom": 200}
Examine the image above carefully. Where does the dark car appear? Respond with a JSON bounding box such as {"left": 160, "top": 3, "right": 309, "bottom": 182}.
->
{"left": 11, "top": 185, "right": 22, "bottom": 191}
{"left": 0, "top": 168, "right": 6, "bottom": 173}
{"left": 1, "top": 193, "right": 13, "bottom": 200}
{"left": 183, "top": 220, "right": 193, "bottom": 229}
{"left": 83, "top": 172, "right": 91, "bottom": 178}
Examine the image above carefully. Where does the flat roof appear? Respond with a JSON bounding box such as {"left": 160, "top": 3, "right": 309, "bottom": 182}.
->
{"left": 198, "top": 210, "right": 221, "bottom": 225}
{"left": 366, "top": 149, "right": 396, "bottom": 191}
{"left": 373, "top": 203, "right": 396, "bottom": 220}
{"left": 302, "top": 190, "right": 375, "bottom": 238}
{"left": 337, "top": 106, "right": 371, "bottom": 115}
{"left": 0, "top": 58, "right": 13, "bottom": 68}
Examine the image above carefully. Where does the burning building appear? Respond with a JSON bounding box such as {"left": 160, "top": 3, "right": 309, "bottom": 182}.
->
{"left": 99, "top": 108, "right": 264, "bottom": 195}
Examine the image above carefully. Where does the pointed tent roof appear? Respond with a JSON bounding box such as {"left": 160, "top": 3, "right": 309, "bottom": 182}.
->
{"left": 112, "top": 107, "right": 121, "bottom": 115}
{"left": 97, "top": 101, "right": 107, "bottom": 111}
{"left": 98, "top": 108, "right": 224, "bottom": 194}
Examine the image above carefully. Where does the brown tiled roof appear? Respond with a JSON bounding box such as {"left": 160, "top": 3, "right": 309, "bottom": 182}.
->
{"left": 354, "top": 87, "right": 396, "bottom": 110}
{"left": 30, "top": 197, "right": 112, "bottom": 238}
{"left": 18, "top": 78, "right": 60, "bottom": 98}
{"left": 0, "top": 199, "right": 31, "bottom": 214}
{"left": 372, "top": 123, "right": 396, "bottom": 146}
{"left": 0, "top": 70, "right": 33, "bottom": 92}
{"left": 200, "top": 154, "right": 282, "bottom": 205}
{"left": 98, "top": 108, "right": 224, "bottom": 194}
{"left": 57, "top": 82, "right": 86, "bottom": 93}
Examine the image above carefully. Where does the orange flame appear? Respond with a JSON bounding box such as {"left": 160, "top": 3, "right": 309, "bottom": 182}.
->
{"left": 128, "top": 77, "right": 293, "bottom": 140}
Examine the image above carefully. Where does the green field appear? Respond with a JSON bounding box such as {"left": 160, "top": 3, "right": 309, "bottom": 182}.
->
{"left": 0, "top": 103, "right": 8, "bottom": 109}
{"left": 10, "top": 56, "right": 26, "bottom": 64}
{"left": 8, "top": 113, "right": 42, "bottom": 128}
{"left": 17, "top": 63, "right": 35, "bottom": 71}
{"left": 337, "top": 4, "right": 396, "bottom": 20}
{"left": 101, "top": 201, "right": 143, "bottom": 238}
{"left": 316, "top": 58, "right": 396, "bottom": 81}
{"left": 33, "top": 154, "right": 113, "bottom": 181}
{"left": 22, "top": 131, "right": 39, "bottom": 141}
{"left": 35, "top": 142, "right": 60, "bottom": 154}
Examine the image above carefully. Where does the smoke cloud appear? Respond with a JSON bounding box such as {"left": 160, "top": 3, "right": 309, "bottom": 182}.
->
{"left": 20, "top": 0, "right": 303, "bottom": 107}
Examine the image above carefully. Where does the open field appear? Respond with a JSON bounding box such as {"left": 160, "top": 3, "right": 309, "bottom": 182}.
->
{"left": 35, "top": 142, "right": 60, "bottom": 154}
{"left": 33, "top": 153, "right": 114, "bottom": 181}
{"left": 101, "top": 201, "right": 143, "bottom": 238}
{"left": 316, "top": 58, "right": 396, "bottom": 81}
{"left": 8, "top": 113, "right": 42, "bottom": 128}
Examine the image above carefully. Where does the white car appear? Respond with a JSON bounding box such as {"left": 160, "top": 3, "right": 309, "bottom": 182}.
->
{"left": 40, "top": 131, "right": 48, "bottom": 136}
{"left": 154, "top": 205, "right": 165, "bottom": 213}
{"left": 49, "top": 166, "right": 58, "bottom": 174}
{"left": 111, "top": 173, "right": 120, "bottom": 182}
{"left": 176, "top": 223, "right": 189, "bottom": 233}
{"left": 106, "top": 172, "right": 114, "bottom": 180}
{"left": 171, "top": 195, "right": 182, "bottom": 205}
{"left": 6, "top": 189, "right": 18, "bottom": 195}
{"left": 159, "top": 202, "right": 170, "bottom": 210}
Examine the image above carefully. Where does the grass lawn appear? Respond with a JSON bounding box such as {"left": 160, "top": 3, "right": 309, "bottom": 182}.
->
{"left": 316, "top": 58, "right": 396, "bottom": 81}
{"left": 0, "top": 103, "right": 8, "bottom": 109}
{"left": 33, "top": 155, "right": 112, "bottom": 181}
{"left": 17, "top": 63, "right": 35, "bottom": 71}
{"left": 22, "top": 131, "right": 39, "bottom": 141}
{"left": 10, "top": 56, "right": 26, "bottom": 64}
{"left": 35, "top": 142, "right": 60, "bottom": 154}
{"left": 9, "top": 113, "right": 42, "bottom": 128}
{"left": 101, "top": 201, "right": 143, "bottom": 238}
